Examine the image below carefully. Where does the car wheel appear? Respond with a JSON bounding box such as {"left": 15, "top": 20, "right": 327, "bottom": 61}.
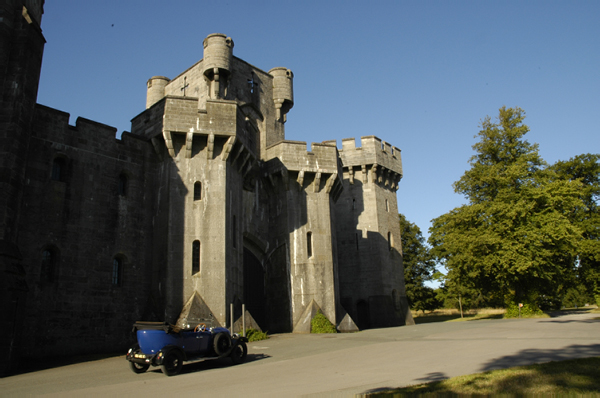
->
{"left": 230, "top": 342, "right": 247, "bottom": 365}
{"left": 213, "top": 332, "right": 232, "bottom": 356}
{"left": 129, "top": 361, "right": 150, "bottom": 374}
{"left": 160, "top": 350, "right": 183, "bottom": 376}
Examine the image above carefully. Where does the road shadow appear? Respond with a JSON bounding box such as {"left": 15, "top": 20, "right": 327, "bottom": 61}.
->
{"left": 414, "top": 371, "right": 448, "bottom": 382}
{"left": 543, "top": 318, "right": 600, "bottom": 324}
{"left": 174, "top": 353, "right": 271, "bottom": 376}
{"left": 480, "top": 343, "right": 600, "bottom": 372}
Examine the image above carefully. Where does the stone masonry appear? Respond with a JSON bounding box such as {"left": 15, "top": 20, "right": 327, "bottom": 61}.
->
{"left": 0, "top": 5, "right": 413, "bottom": 373}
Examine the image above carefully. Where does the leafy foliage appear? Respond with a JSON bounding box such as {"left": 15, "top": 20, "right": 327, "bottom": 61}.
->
{"left": 245, "top": 328, "right": 268, "bottom": 341}
{"left": 429, "top": 107, "right": 586, "bottom": 309}
{"left": 311, "top": 310, "right": 337, "bottom": 333}
{"left": 551, "top": 154, "right": 600, "bottom": 304}
{"left": 504, "top": 302, "right": 544, "bottom": 318}
{"left": 399, "top": 214, "right": 440, "bottom": 312}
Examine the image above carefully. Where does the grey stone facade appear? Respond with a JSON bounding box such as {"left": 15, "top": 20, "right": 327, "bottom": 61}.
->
{"left": 0, "top": 3, "right": 413, "bottom": 374}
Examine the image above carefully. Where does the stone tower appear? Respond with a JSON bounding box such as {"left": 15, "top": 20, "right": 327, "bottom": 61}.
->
{"left": 0, "top": 0, "right": 46, "bottom": 375}
{"left": 336, "top": 137, "right": 411, "bottom": 328}
{"left": 131, "top": 33, "right": 412, "bottom": 332}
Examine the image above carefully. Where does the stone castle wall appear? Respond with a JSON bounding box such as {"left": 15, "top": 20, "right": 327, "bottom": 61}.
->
{"left": 1, "top": 21, "right": 414, "bottom": 372}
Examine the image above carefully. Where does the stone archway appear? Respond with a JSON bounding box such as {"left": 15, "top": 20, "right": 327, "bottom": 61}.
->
{"left": 243, "top": 247, "right": 266, "bottom": 329}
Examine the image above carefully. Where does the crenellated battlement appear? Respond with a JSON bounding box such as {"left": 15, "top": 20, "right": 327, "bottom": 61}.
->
{"left": 265, "top": 140, "right": 343, "bottom": 197}
{"left": 337, "top": 136, "right": 402, "bottom": 190}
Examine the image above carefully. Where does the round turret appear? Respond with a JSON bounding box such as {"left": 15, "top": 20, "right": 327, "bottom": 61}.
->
{"left": 146, "top": 76, "right": 170, "bottom": 109}
{"left": 203, "top": 33, "right": 234, "bottom": 76}
{"left": 269, "top": 67, "right": 294, "bottom": 122}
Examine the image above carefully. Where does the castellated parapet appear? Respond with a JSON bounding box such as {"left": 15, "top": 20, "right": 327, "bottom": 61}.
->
{"left": 339, "top": 136, "right": 403, "bottom": 190}
{"left": 4, "top": 27, "right": 414, "bottom": 369}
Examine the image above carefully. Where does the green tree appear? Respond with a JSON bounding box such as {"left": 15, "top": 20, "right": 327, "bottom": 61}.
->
{"left": 399, "top": 214, "right": 439, "bottom": 312}
{"left": 429, "top": 107, "right": 583, "bottom": 310}
{"left": 551, "top": 154, "right": 600, "bottom": 304}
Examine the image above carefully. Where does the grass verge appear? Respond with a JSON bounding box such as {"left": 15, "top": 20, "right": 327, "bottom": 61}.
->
{"left": 366, "top": 357, "right": 600, "bottom": 396}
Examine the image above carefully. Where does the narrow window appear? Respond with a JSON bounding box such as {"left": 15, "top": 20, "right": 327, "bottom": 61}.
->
{"left": 194, "top": 182, "right": 202, "bottom": 201}
{"left": 307, "top": 232, "right": 313, "bottom": 258}
{"left": 41, "top": 248, "right": 57, "bottom": 282}
{"left": 118, "top": 174, "right": 127, "bottom": 196}
{"left": 112, "top": 257, "right": 122, "bottom": 286}
{"left": 51, "top": 158, "right": 66, "bottom": 182}
{"left": 232, "top": 216, "right": 237, "bottom": 249}
{"left": 385, "top": 199, "right": 389, "bottom": 212}
{"left": 192, "top": 240, "right": 200, "bottom": 275}
{"left": 352, "top": 199, "right": 356, "bottom": 210}
{"left": 388, "top": 232, "right": 394, "bottom": 251}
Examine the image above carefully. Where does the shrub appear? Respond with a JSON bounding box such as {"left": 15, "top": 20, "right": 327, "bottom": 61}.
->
{"left": 504, "top": 302, "right": 544, "bottom": 318}
{"left": 245, "top": 328, "right": 268, "bottom": 342}
{"left": 311, "top": 310, "right": 338, "bottom": 333}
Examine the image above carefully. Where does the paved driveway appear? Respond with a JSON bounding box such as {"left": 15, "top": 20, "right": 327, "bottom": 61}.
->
{"left": 3, "top": 312, "right": 599, "bottom": 397}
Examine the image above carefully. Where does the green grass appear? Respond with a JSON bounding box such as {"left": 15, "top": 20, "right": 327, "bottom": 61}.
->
{"left": 367, "top": 357, "right": 600, "bottom": 396}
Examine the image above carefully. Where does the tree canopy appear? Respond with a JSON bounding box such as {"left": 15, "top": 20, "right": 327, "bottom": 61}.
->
{"left": 399, "top": 214, "right": 439, "bottom": 312}
{"left": 429, "top": 107, "right": 592, "bottom": 309}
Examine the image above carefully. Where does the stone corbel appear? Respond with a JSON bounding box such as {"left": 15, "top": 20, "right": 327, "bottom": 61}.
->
{"left": 384, "top": 168, "right": 390, "bottom": 187}
{"left": 231, "top": 143, "right": 245, "bottom": 165}
{"left": 222, "top": 136, "right": 237, "bottom": 162}
{"left": 361, "top": 165, "right": 367, "bottom": 183}
{"left": 239, "top": 152, "right": 251, "bottom": 173}
{"left": 282, "top": 169, "right": 289, "bottom": 191}
{"left": 371, "top": 164, "right": 378, "bottom": 185}
{"left": 313, "top": 172, "right": 322, "bottom": 193}
{"left": 348, "top": 168, "right": 354, "bottom": 185}
{"left": 150, "top": 136, "right": 163, "bottom": 160}
{"left": 207, "top": 133, "right": 215, "bottom": 160}
{"left": 297, "top": 170, "right": 305, "bottom": 191}
{"left": 242, "top": 158, "right": 255, "bottom": 178}
{"left": 325, "top": 172, "right": 337, "bottom": 194}
{"left": 185, "top": 131, "right": 194, "bottom": 158}
{"left": 162, "top": 130, "right": 175, "bottom": 158}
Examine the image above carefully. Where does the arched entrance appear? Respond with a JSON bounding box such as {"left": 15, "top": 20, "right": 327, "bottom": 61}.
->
{"left": 356, "top": 300, "right": 370, "bottom": 330}
{"left": 243, "top": 247, "right": 266, "bottom": 329}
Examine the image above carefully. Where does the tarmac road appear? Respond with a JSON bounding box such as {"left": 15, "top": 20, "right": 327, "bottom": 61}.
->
{"left": 2, "top": 311, "right": 600, "bottom": 397}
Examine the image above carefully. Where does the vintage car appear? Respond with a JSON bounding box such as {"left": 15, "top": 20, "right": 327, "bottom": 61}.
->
{"left": 126, "top": 321, "right": 248, "bottom": 376}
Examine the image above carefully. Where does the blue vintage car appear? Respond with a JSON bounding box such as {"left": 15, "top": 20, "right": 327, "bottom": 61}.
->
{"left": 126, "top": 321, "right": 248, "bottom": 376}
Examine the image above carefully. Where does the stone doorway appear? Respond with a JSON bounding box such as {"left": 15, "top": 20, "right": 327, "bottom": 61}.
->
{"left": 243, "top": 247, "right": 266, "bottom": 329}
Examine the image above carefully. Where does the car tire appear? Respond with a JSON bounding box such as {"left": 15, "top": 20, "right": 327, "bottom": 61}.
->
{"left": 213, "top": 332, "right": 232, "bottom": 356}
{"left": 160, "top": 350, "right": 183, "bottom": 376}
{"left": 129, "top": 361, "right": 150, "bottom": 374}
{"left": 230, "top": 341, "right": 248, "bottom": 365}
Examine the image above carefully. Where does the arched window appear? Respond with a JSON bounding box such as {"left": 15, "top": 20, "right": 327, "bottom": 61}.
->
{"left": 385, "top": 199, "right": 389, "bottom": 212}
{"left": 51, "top": 157, "right": 66, "bottom": 182}
{"left": 118, "top": 174, "right": 127, "bottom": 196}
{"left": 192, "top": 240, "right": 200, "bottom": 275}
{"left": 41, "top": 247, "right": 58, "bottom": 282}
{"left": 307, "top": 231, "right": 313, "bottom": 258}
{"left": 194, "top": 182, "right": 202, "bottom": 201}
{"left": 112, "top": 257, "right": 123, "bottom": 286}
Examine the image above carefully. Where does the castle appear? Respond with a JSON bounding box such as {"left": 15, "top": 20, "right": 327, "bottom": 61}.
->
{"left": 0, "top": 1, "right": 413, "bottom": 373}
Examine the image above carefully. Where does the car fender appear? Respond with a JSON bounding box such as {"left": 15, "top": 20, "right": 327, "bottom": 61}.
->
{"left": 155, "top": 345, "right": 186, "bottom": 365}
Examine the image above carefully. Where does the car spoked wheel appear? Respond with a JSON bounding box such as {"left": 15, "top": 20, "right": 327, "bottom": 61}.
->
{"left": 213, "top": 332, "right": 232, "bottom": 356}
{"left": 160, "top": 350, "right": 183, "bottom": 376}
{"left": 129, "top": 361, "right": 150, "bottom": 374}
{"left": 230, "top": 342, "right": 248, "bottom": 365}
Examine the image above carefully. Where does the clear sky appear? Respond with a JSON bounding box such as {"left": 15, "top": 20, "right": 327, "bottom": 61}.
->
{"left": 37, "top": 1, "right": 599, "bottom": 246}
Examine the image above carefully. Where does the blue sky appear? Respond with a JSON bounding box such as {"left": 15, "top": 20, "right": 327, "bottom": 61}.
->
{"left": 37, "top": 1, "right": 599, "bottom": 250}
